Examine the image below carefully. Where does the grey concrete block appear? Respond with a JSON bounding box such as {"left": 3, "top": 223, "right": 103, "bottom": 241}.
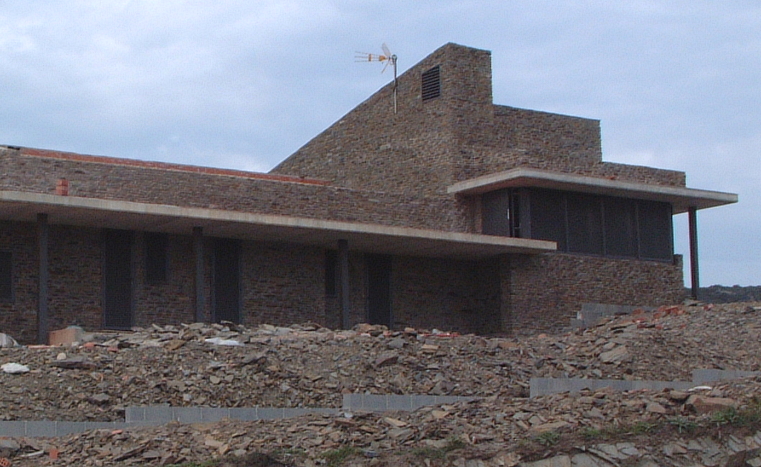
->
{"left": 125, "top": 407, "right": 145, "bottom": 423}
{"left": 143, "top": 406, "right": 173, "bottom": 422}
{"left": 386, "top": 395, "right": 413, "bottom": 411}
{"left": 530, "top": 377, "right": 693, "bottom": 398}
{"left": 84, "top": 422, "right": 124, "bottom": 431}
{"left": 256, "top": 408, "right": 284, "bottom": 420}
{"left": 202, "top": 408, "right": 231, "bottom": 422}
{"left": 55, "top": 422, "right": 86, "bottom": 436}
{"left": 229, "top": 408, "right": 258, "bottom": 421}
{"left": 0, "top": 422, "right": 27, "bottom": 437}
{"left": 311, "top": 408, "right": 340, "bottom": 415}
{"left": 125, "top": 420, "right": 164, "bottom": 428}
{"left": 342, "top": 394, "right": 361, "bottom": 411}
{"left": 692, "top": 369, "right": 759, "bottom": 384}
{"left": 282, "top": 408, "right": 312, "bottom": 418}
{"left": 173, "top": 407, "right": 202, "bottom": 423}
{"left": 574, "top": 303, "right": 654, "bottom": 329}
{"left": 360, "top": 395, "right": 389, "bottom": 412}
{"left": 410, "top": 395, "right": 437, "bottom": 410}
{"left": 25, "top": 421, "right": 57, "bottom": 437}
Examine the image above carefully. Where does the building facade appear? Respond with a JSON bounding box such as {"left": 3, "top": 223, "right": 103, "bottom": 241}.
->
{"left": 0, "top": 43, "right": 736, "bottom": 343}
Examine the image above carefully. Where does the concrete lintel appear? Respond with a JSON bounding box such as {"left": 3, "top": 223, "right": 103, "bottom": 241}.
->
{"left": 447, "top": 168, "right": 738, "bottom": 214}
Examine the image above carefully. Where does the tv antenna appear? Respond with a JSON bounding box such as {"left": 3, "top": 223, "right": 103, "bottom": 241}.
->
{"left": 355, "top": 43, "right": 398, "bottom": 113}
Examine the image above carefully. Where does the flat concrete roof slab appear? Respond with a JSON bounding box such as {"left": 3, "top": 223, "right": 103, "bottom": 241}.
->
{"left": 0, "top": 190, "right": 555, "bottom": 259}
{"left": 448, "top": 168, "right": 738, "bottom": 214}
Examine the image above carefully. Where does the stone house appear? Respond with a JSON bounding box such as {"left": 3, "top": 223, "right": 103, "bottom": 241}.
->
{"left": 0, "top": 43, "right": 736, "bottom": 344}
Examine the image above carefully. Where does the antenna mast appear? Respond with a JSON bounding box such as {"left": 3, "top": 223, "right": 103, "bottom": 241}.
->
{"left": 355, "top": 43, "right": 398, "bottom": 114}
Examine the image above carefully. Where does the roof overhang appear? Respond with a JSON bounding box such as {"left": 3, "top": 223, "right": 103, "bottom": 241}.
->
{"left": 447, "top": 168, "right": 738, "bottom": 214}
{"left": 0, "top": 190, "right": 555, "bottom": 259}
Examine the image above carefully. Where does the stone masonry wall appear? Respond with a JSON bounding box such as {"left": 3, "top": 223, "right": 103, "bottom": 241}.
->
{"left": 390, "top": 256, "right": 503, "bottom": 334}
{"left": 453, "top": 106, "right": 686, "bottom": 187}
{"left": 274, "top": 42, "right": 684, "bottom": 196}
{"left": 0, "top": 219, "right": 686, "bottom": 340}
{"left": 508, "top": 253, "right": 685, "bottom": 335}
{"left": 272, "top": 44, "right": 462, "bottom": 196}
{"left": 240, "top": 242, "right": 325, "bottom": 328}
{"left": 0, "top": 221, "right": 337, "bottom": 343}
{"left": 132, "top": 233, "right": 196, "bottom": 327}
{"left": 48, "top": 226, "right": 103, "bottom": 332}
{"left": 323, "top": 254, "right": 504, "bottom": 334}
{"left": 0, "top": 147, "right": 469, "bottom": 233}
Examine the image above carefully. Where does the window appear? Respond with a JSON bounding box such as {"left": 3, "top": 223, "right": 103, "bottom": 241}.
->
{"left": 604, "top": 197, "right": 638, "bottom": 257}
{"left": 421, "top": 66, "right": 441, "bottom": 101}
{"left": 482, "top": 189, "right": 524, "bottom": 237}
{"left": 638, "top": 200, "right": 673, "bottom": 261}
{"left": 484, "top": 188, "right": 674, "bottom": 262}
{"left": 0, "top": 251, "right": 11, "bottom": 300}
{"left": 482, "top": 190, "right": 511, "bottom": 236}
{"left": 567, "top": 193, "right": 603, "bottom": 255}
{"left": 325, "top": 250, "right": 337, "bottom": 296}
{"left": 145, "top": 233, "right": 168, "bottom": 284}
{"left": 530, "top": 189, "right": 567, "bottom": 250}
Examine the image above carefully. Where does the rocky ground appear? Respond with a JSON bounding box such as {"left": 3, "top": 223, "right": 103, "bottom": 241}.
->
{"left": 0, "top": 301, "right": 760, "bottom": 466}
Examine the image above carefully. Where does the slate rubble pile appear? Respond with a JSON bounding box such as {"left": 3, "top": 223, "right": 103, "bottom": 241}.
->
{"left": 0, "top": 302, "right": 759, "bottom": 466}
{"left": 4, "top": 376, "right": 761, "bottom": 466}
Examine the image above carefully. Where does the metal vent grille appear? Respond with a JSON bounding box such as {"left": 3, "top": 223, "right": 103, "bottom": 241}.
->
{"left": 421, "top": 66, "right": 441, "bottom": 101}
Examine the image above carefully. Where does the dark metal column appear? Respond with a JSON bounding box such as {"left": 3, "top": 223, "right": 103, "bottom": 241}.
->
{"left": 338, "top": 239, "right": 350, "bottom": 329}
{"left": 37, "top": 213, "right": 49, "bottom": 344}
{"left": 193, "top": 227, "right": 205, "bottom": 323}
{"left": 688, "top": 207, "right": 700, "bottom": 300}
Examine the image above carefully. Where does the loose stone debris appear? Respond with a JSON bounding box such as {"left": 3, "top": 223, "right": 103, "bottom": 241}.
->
{"left": 0, "top": 301, "right": 759, "bottom": 466}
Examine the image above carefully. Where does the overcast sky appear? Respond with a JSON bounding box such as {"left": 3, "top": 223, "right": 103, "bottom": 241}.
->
{"left": 1, "top": 1, "right": 759, "bottom": 287}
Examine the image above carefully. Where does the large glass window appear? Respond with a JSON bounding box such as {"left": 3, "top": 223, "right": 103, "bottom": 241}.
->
{"left": 482, "top": 187, "right": 674, "bottom": 262}
{"left": 567, "top": 193, "right": 603, "bottom": 255}
{"left": 604, "top": 197, "right": 638, "bottom": 258}
{"left": 482, "top": 190, "right": 511, "bottom": 236}
{"left": 530, "top": 189, "right": 566, "bottom": 250}
{"left": 482, "top": 189, "right": 524, "bottom": 237}
{"left": 638, "top": 200, "right": 673, "bottom": 260}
